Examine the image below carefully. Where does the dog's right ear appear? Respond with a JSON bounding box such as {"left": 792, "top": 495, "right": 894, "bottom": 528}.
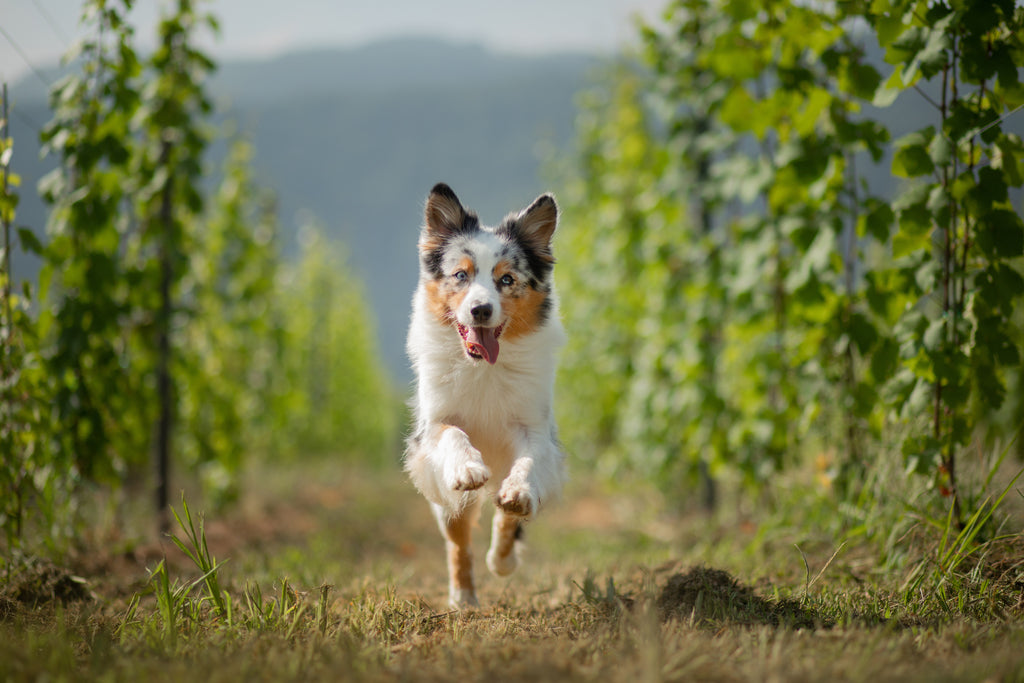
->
{"left": 422, "top": 183, "right": 476, "bottom": 250}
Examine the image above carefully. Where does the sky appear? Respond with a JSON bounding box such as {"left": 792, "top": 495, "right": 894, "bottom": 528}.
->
{"left": 1, "top": 0, "right": 666, "bottom": 85}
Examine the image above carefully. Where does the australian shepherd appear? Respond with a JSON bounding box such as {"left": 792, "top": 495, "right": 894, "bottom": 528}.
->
{"left": 405, "top": 183, "right": 566, "bottom": 608}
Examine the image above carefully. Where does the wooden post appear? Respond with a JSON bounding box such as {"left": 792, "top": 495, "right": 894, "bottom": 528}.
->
{"left": 155, "top": 137, "right": 173, "bottom": 535}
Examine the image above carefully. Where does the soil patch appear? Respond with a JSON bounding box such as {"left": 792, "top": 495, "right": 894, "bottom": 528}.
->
{"left": 1, "top": 558, "right": 93, "bottom": 610}
{"left": 657, "top": 566, "right": 823, "bottom": 628}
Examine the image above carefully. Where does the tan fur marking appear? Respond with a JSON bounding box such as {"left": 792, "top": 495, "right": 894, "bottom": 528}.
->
{"left": 492, "top": 261, "right": 514, "bottom": 281}
{"left": 490, "top": 509, "right": 519, "bottom": 566}
{"left": 501, "top": 285, "right": 548, "bottom": 341}
{"left": 444, "top": 512, "right": 475, "bottom": 595}
{"left": 423, "top": 279, "right": 450, "bottom": 324}
{"left": 419, "top": 234, "right": 444, "bottom": 253}
{"left": 456, "top": 256, "right": 475, "bottom": 278}
{"left": 423, "top": 266, "right": 473, "bottom": 328}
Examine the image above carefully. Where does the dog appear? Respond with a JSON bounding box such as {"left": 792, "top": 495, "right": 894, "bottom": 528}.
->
{"left": 405, "top": 183, "right": 567, "bottom": 608}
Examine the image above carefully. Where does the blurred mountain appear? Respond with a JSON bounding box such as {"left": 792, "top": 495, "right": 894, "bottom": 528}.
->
{"left": 6, "top": 38, "right": 601, "bottom": 383}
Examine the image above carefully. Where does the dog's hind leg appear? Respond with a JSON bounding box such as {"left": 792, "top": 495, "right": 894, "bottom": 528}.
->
{"left": 433, "top": 500, "right": 481, "bottom": 608}
{"left": 486, "top": 507, "right": 522, "bottom": 577}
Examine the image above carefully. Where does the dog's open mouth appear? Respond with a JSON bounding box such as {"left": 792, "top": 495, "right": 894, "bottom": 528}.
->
{"left": 457, "top": 323, "right": 503, "bottom": 365}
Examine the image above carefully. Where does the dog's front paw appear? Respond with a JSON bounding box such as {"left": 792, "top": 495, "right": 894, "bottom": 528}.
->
{"left": 496, "top": 482, "right": 535, "bottom": 517}
{"left": 438, "top": 429, "right": 490, "bottom": 491}
{"left": 447, "top": 459, "right": 491, "bottom": 492}
{"left": 449, "top": 587, "right": 479, "bottom": 609}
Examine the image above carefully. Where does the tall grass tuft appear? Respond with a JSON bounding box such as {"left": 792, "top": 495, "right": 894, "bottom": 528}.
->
{"left": 168, "top": 494, "right": 231, "bottom": 622}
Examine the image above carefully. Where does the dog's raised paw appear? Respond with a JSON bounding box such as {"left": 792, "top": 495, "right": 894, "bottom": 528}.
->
{"left": 496, "top": 484, "right": 535, "bottom": 517}
{"left": 449, "top": 460, "right": 491, "bottom": 492}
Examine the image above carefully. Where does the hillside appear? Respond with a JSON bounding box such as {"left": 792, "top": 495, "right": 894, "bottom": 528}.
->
{"left": 5, "top": 38, "right": 601, "bottom": 381}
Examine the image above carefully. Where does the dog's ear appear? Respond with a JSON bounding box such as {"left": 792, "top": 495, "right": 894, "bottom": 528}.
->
{"left": 511, "top": 193, "right": 558, "bottom": 252}
{"left": 422, "top": 183, "right": 476, "bottom": 249}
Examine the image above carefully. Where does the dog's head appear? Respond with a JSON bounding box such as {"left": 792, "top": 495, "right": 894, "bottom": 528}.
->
{"left": 418, "top": 183, "right": 558, "bottom": 365}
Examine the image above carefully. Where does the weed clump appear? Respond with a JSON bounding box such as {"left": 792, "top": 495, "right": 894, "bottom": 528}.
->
{"left": 656, "top": 566, "right": 821, "bottom": 629}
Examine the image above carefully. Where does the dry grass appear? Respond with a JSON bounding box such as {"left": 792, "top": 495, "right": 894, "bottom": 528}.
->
{"left": 2, "top": 459, "right": 1023, "bottom": 682}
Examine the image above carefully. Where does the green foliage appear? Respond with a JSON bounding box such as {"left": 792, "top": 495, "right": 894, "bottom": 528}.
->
{"left": 38, "top": 0, "right": 147, "bottom": 485}
{"left": 269, "top": 227, "right": 400, "bottom": 462}
{"left": 34, "top": 0, "right": 222, "bottom": 529}
{"left": 1, "top": 92, "right": 63, "bottom": 548}
{"left": 177, "top": 140, "right": 282, "bottom": 504}
{"left": 559, "top": 0, "right": 890, "bottom": 491}
{"left": 557, "top": 0, "right": 1024, "bottom": 521}
{"left": 168, "top": 495, "right": 231, "bottom": 621}
{"left": 2, "top": 0, "right": 400, "bottom": 547}
{"left": 870, "top": 0, "right": 1024, "bottom": 520}
{"left": 557, "top": 67, "right": 674, "bottom": 473}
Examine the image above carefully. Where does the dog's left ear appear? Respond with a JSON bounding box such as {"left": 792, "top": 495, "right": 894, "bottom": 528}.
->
{"left": 511, "top": 194, "right": 558, "bottom": 252}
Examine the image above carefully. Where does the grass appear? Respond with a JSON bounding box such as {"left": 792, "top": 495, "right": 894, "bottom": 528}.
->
{"left": 1, "top": 457, "right": 1023, "bottom": 682}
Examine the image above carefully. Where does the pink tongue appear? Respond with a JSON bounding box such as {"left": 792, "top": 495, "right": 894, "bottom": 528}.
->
{"left": 465, "top": 326, "right": 500, "bottom": 365}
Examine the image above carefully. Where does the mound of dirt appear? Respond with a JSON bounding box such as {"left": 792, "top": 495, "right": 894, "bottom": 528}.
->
{"left": 1, "top": 559, "right": 93, "bottom": 609}
{"left": 657, "top": 566, "right": 822, "bottom": 629}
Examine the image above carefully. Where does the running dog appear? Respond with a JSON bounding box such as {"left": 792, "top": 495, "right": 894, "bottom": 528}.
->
{"left": 405, "top": 183, "right": 566, "bottom": 608}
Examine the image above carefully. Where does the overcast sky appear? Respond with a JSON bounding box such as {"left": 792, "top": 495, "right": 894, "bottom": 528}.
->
{"left": 1, "top": 0, "right": 666, "bottom": 85}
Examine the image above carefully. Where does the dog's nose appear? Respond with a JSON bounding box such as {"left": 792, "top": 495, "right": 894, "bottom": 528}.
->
{"left": 471, "top": 303, "right": 493, "bottom": 323}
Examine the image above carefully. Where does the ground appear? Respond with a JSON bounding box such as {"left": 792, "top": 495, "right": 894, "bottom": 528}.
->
{"left": 1, "top": 458, "right": 1023, "bottom": 682}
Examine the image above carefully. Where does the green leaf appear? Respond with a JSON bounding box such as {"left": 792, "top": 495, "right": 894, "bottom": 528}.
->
{"left": 892, "top": 180, "right": 932, "bottom": 213}
{"left": 929, "top": 134, "right": 952, "bottom": 167}
{"left": 894, "top": 210, "right": 933, "bottom": 253}
{"left": 976, "top": 209, "right": 1024, "bottom": 258}
{"left": 848, "top": 310, "right": 879, "bottom": 354}
{"left": 987, "top": 262, "right": 1024, "bottom": 297}
{"left": 923, "top": 318, "right": 946, "bottom": 351}
{"left": 874, "top": 8, "right": 907, "bottom": 49}
{"left": 960, "top": 35, "right": 997, "bottom": 83}
{"left": 847, "top": 59, "right": 883, "bottom": 100}
{"left": 961, "top": 3, "right": 1004, "bottom": 39}
{"left": 860, "top": 200, "right": 895, "bottom": 242}
{"left": 906, "top": 374, "right": 934, "bottom": 415}
{"left": 17, "top": 227, "right": 44, "bottom": 255}
{"left": 974, "top": 361, "right": 1006, "bottom": 409}
{"left": 975, "top": 315, "right": 1020, "bottom": 368}
{"left": 914, "top": 259, "right": 939, "bottom": 292}
{"left": 892, "top": 127, "right": 938, "bottom": 179}
{"left": 995, "top": 80, "right": 1024, "bottom": 109}
{"left": 950, "top": 171, "right": 975, "bottom": 202}
{"left": 870, "top": 336, "right": 899, "bottom": 381}
{"left": 994, "top": 135, "right": 1024, "bottom": 187}
{"left": 916, "top": 15, "right": 954, "bottom": 79}
{"left": 893, "top": 143, "right": 935, "bottom": 177}
{"left": 966, "top": 167, "right": 1009, "bottom": 214}
{"left": 887, "top": 25, "right": 926, "bottom": 65}
{"left": 901, "top": 434, "right": 942, "bottom": 475}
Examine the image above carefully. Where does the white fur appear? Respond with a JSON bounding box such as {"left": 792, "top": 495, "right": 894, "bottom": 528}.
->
{"left": 446, "top": 232, "right": 507, "bottom": 330}
{"left": 406, "top": 285, "right": 566, "bottom": 515}
{"left": 405, "top": 212, "right": 567, "bottom": 608}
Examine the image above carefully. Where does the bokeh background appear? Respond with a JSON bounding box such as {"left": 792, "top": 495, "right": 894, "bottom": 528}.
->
{"left": 2, "top": 0, "right": 1023, "bottom": 543}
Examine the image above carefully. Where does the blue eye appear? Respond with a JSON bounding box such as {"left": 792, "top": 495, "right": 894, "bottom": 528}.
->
{"left": 454, "top": 270, "right": 468, "bottom": 282}
{"left": 499, "top": 274, "right": 515, "bottom": 286}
